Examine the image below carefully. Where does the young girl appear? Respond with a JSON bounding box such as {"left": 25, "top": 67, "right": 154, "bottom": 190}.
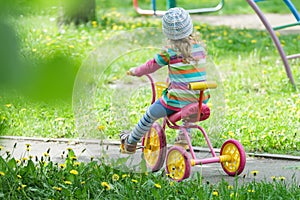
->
{"left": 120, "top": 7, "right": 210, "bottom": 153}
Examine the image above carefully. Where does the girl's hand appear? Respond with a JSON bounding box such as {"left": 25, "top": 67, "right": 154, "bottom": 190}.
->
{"left": 127, "top": 67, "right": 136, "bottom": 76}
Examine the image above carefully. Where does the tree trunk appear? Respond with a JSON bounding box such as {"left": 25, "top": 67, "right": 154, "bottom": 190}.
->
{"left": 61, "top": 0, "right": 96, "bottom": 25}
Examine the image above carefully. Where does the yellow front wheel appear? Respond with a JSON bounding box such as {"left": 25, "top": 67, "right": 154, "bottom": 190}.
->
{"left": 220, "top": 139, "right": 246, "bottom": 176}
{"left": 166, "top": 146, "right": 191, "bottom": 182}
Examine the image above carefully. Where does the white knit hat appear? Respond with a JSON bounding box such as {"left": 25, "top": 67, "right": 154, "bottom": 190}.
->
{"left": 162, "top": 7, "right": 193, "bottom": 40}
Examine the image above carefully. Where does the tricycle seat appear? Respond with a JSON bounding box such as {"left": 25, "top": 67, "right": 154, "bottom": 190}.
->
{"left": 168, "top": 103, "right": 210, "bottom": 123}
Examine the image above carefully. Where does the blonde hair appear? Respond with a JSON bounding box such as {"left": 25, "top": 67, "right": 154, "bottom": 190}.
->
{"left": 169, "top": 34, "right": 201, "bottom": 64}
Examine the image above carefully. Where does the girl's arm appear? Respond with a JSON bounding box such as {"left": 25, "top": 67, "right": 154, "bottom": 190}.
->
{"left": 129, "top": 59, "right": 161, "bottom": 77}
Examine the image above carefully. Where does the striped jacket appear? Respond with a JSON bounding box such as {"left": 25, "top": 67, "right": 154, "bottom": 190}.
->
{"left": 155, "top": 43, "right": 210, "bottom": 110}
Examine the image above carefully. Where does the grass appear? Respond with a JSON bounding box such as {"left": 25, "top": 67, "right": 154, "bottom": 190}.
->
{"left": 1, "top": 7, "right": 299, "bottom": 155}
{"left": 0, "top": 0, "right": 300, "bottom": 198}
{"left": 0, "top": 144, "right": 299, "bottom": 199}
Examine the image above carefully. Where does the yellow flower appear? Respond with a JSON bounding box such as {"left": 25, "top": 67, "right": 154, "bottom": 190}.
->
{"left": 251, "top": 170, "right": 259, "bottom": 176}
{"left": 16, "top": 159, "right": 21, "bottom": 164}
{"left": 122, "top": 174, "right": 127, "bottom": 179}
{"left": 70, "top": 169, "right": 78, "bottom": 175}
{"left": 73, "top": 162, "right": 81, "bottom": 167}
{"left": 92, "top": 21, "right": 97, "bottom": 28}
{"left": 278, "top": 176, "right": 285, "bottom": 181}
{"left": 59, "top": 164, "right": 66, "bottom": 169}
{"left": 154, "top": 183, "right": 161, "bottom": 189}
{"left": 271, "top": 176, "right": 276, "bottom": 181}
{"left": 0, "top": 146, "right": 3, "bottom": 151}
{"left": 5, "top": 104, "right": 12, "bottom": 108}
{"left": 112, "top": 174, "right": 119, "bottom": 181}
{"left": 248, "top": 189, "right": 255, "bottom": 193}
{"left": 131, "top": 179, "right": 138, "bottom": 183}
{"left": 17, "top": 175, "right": 22, "bottom": 179}
{"left": 22, "top": 157, "right": 28, "bottom": 161}
{"left": 97, "top": 125, "right": 105, "bottom": 131}
{"left": 169, "top": 181, "right": 174, "bottom": 187}
{"left": 228, "top": 131, "right": 235, "bottom": 137}
{"left": 251, "top": 39, "right": 257, "bottom": 44}
{"left": 70, "top": 156, "right": 77, "bottom": 161}
{"left": 228, "top": 185, "right": 234, "bottom": 190}
{"left": 101, "top": 182, "right": 111, "bottom": 190}
{"left": 212, "top": 191, "right": 219, "bottom": 196}
{"left": 53, "top": 186, "right": 62, "bottom": 191}
{"left": 81, "top": 181, "right": 85, "bottom": 185}
{"left": 43, "top": 152, "right": 49, "bottom": 157}
{"left": 0, "top": 171, "right": 5, "bottom": 176}
{"left": 64, "top": 181, "right": 72, "bottom": 185}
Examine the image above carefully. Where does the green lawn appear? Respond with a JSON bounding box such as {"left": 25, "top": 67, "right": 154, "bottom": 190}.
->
{"left": 0, "top": 0, "right": 299, "bottom": 155}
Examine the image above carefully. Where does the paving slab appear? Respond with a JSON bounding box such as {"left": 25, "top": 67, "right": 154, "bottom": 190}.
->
{"left": 1, "top": 136, "right": 299, "bottom": 185}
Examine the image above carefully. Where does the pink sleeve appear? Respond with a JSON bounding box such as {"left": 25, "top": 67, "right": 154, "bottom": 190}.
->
{"left": 134, "top": 59, "right": 161, "bottom": 77}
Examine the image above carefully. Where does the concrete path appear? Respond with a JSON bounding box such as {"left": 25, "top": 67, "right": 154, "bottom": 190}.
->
{"left": 1, "top": 136, "right": 299, "bottom": 185}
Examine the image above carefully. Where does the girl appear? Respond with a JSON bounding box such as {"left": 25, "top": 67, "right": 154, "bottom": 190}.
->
{"left": 120, "top": 7, "right": 209, "bottom": 153}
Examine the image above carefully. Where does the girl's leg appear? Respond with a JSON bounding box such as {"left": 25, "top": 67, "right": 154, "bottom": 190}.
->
{"left": 127, "top": 100, "right": 175, "bottom": 144}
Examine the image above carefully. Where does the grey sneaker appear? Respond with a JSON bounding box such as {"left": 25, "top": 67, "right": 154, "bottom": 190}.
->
{"left": 120, "top": 131, "right": 137, "bottom": 154}
{"left": 174, "top": 130, "right": 192, "bottom": 149}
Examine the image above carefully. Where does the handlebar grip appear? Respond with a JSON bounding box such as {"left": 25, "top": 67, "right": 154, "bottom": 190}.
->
{"left": 188, "top": 81, "right": 217, "bottom": 90}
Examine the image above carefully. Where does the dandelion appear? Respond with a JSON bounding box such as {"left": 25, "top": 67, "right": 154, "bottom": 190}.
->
{"left": 59, "top": 164, "right": 66, "bottom": 169}
{"left": 112, "top": 174, "right": 119, "bottom": 181}
{"left": 278, "top": 176, "right": 285, "bottom": 181}
{"left": 251, "top": 39, "right": 257, "bottom": 44}
{"left": 0, "top": 171, "right": 5, "bottom": 176}
{"left": 131, "top": 179, "right": 138, "bottom": 183}
{"left": 97, "top": 125, "right": 105, "bottom": 131}
{"left": 22, "top": 157, "right": 28, "bottom": 162}
{"left": 73, "top": 162, "right": 81, "bottom": 167}
{"left": 228, "top": 185, "right": 234, "bottom": 190}
{"left": 64, "top": 181, "right": 72, "bottom": 185}
{"left": 251, "top": 170, "right": 259, "bottom": 176}
{"left": 101, "top": 182, "right": 111, "bottom": 190}
{"left": 248, "top": 189, "right": 255, "bottom": 193}
{"left": 92, "top": 21, "right": 97, "bottom": 28}
{"left": 194, "top": 25, "right": 201, "bottom": 30}
{"left": 68, "top": 45, "right": 74, "bottom": 49}
{"left": 26, "top": 147, "right": 31, "bottom": 152}
{"left": 17, "top": 175, "right": 22, "bottom": 179}
{"left": 70, "top": 156, "right": 77, "bottom": 161}
{"left": 16, "top": 159, "right": 21, "bottom": 164}
{"left": 0, "top": 146, "right": 3, "bottom": 151}
{"left": 81, "top": 181, "right": 85, "bottom": 185}
{"left": 169, "top": 182, "right": 174, "bottom": 187}
{"left": 43, "top": 152, "right": 49, "bottom": 157}
{"left": 32, "top": 48, "right": 37, "bottom": 52}
{"left": 22, "top": 185, "right": 26, "bottom": 188}
{"left": 154, "top": 183, "right": 161, "bottom": 189}
{"left": 212, "top": 191, "right": 219, "bottom": 196}
{"left": 70, "top": 169, "right": 78, "bottom": 175}
{"left": 122, "top": 174, "right": 127, "bottom": 179}
{"left": 228, "top": 131, "right": 235, "bottom": 137}
{"left": 5, "top": 104, "right": 12, "bottom": 108}
{"left": 271, "top": 176, "right": 276, "bottom": 181}
{"left": 53, "top": 186, "right": 62, "bottom": 191}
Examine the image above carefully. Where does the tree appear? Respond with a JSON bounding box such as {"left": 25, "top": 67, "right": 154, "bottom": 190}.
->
{"left": 60, "top": 0, "right": 96, "bottom": 25}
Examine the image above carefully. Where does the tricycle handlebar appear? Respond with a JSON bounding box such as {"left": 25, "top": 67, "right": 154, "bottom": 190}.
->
{"left": 188, "top": 81, "right": 217, "bottom": 90}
